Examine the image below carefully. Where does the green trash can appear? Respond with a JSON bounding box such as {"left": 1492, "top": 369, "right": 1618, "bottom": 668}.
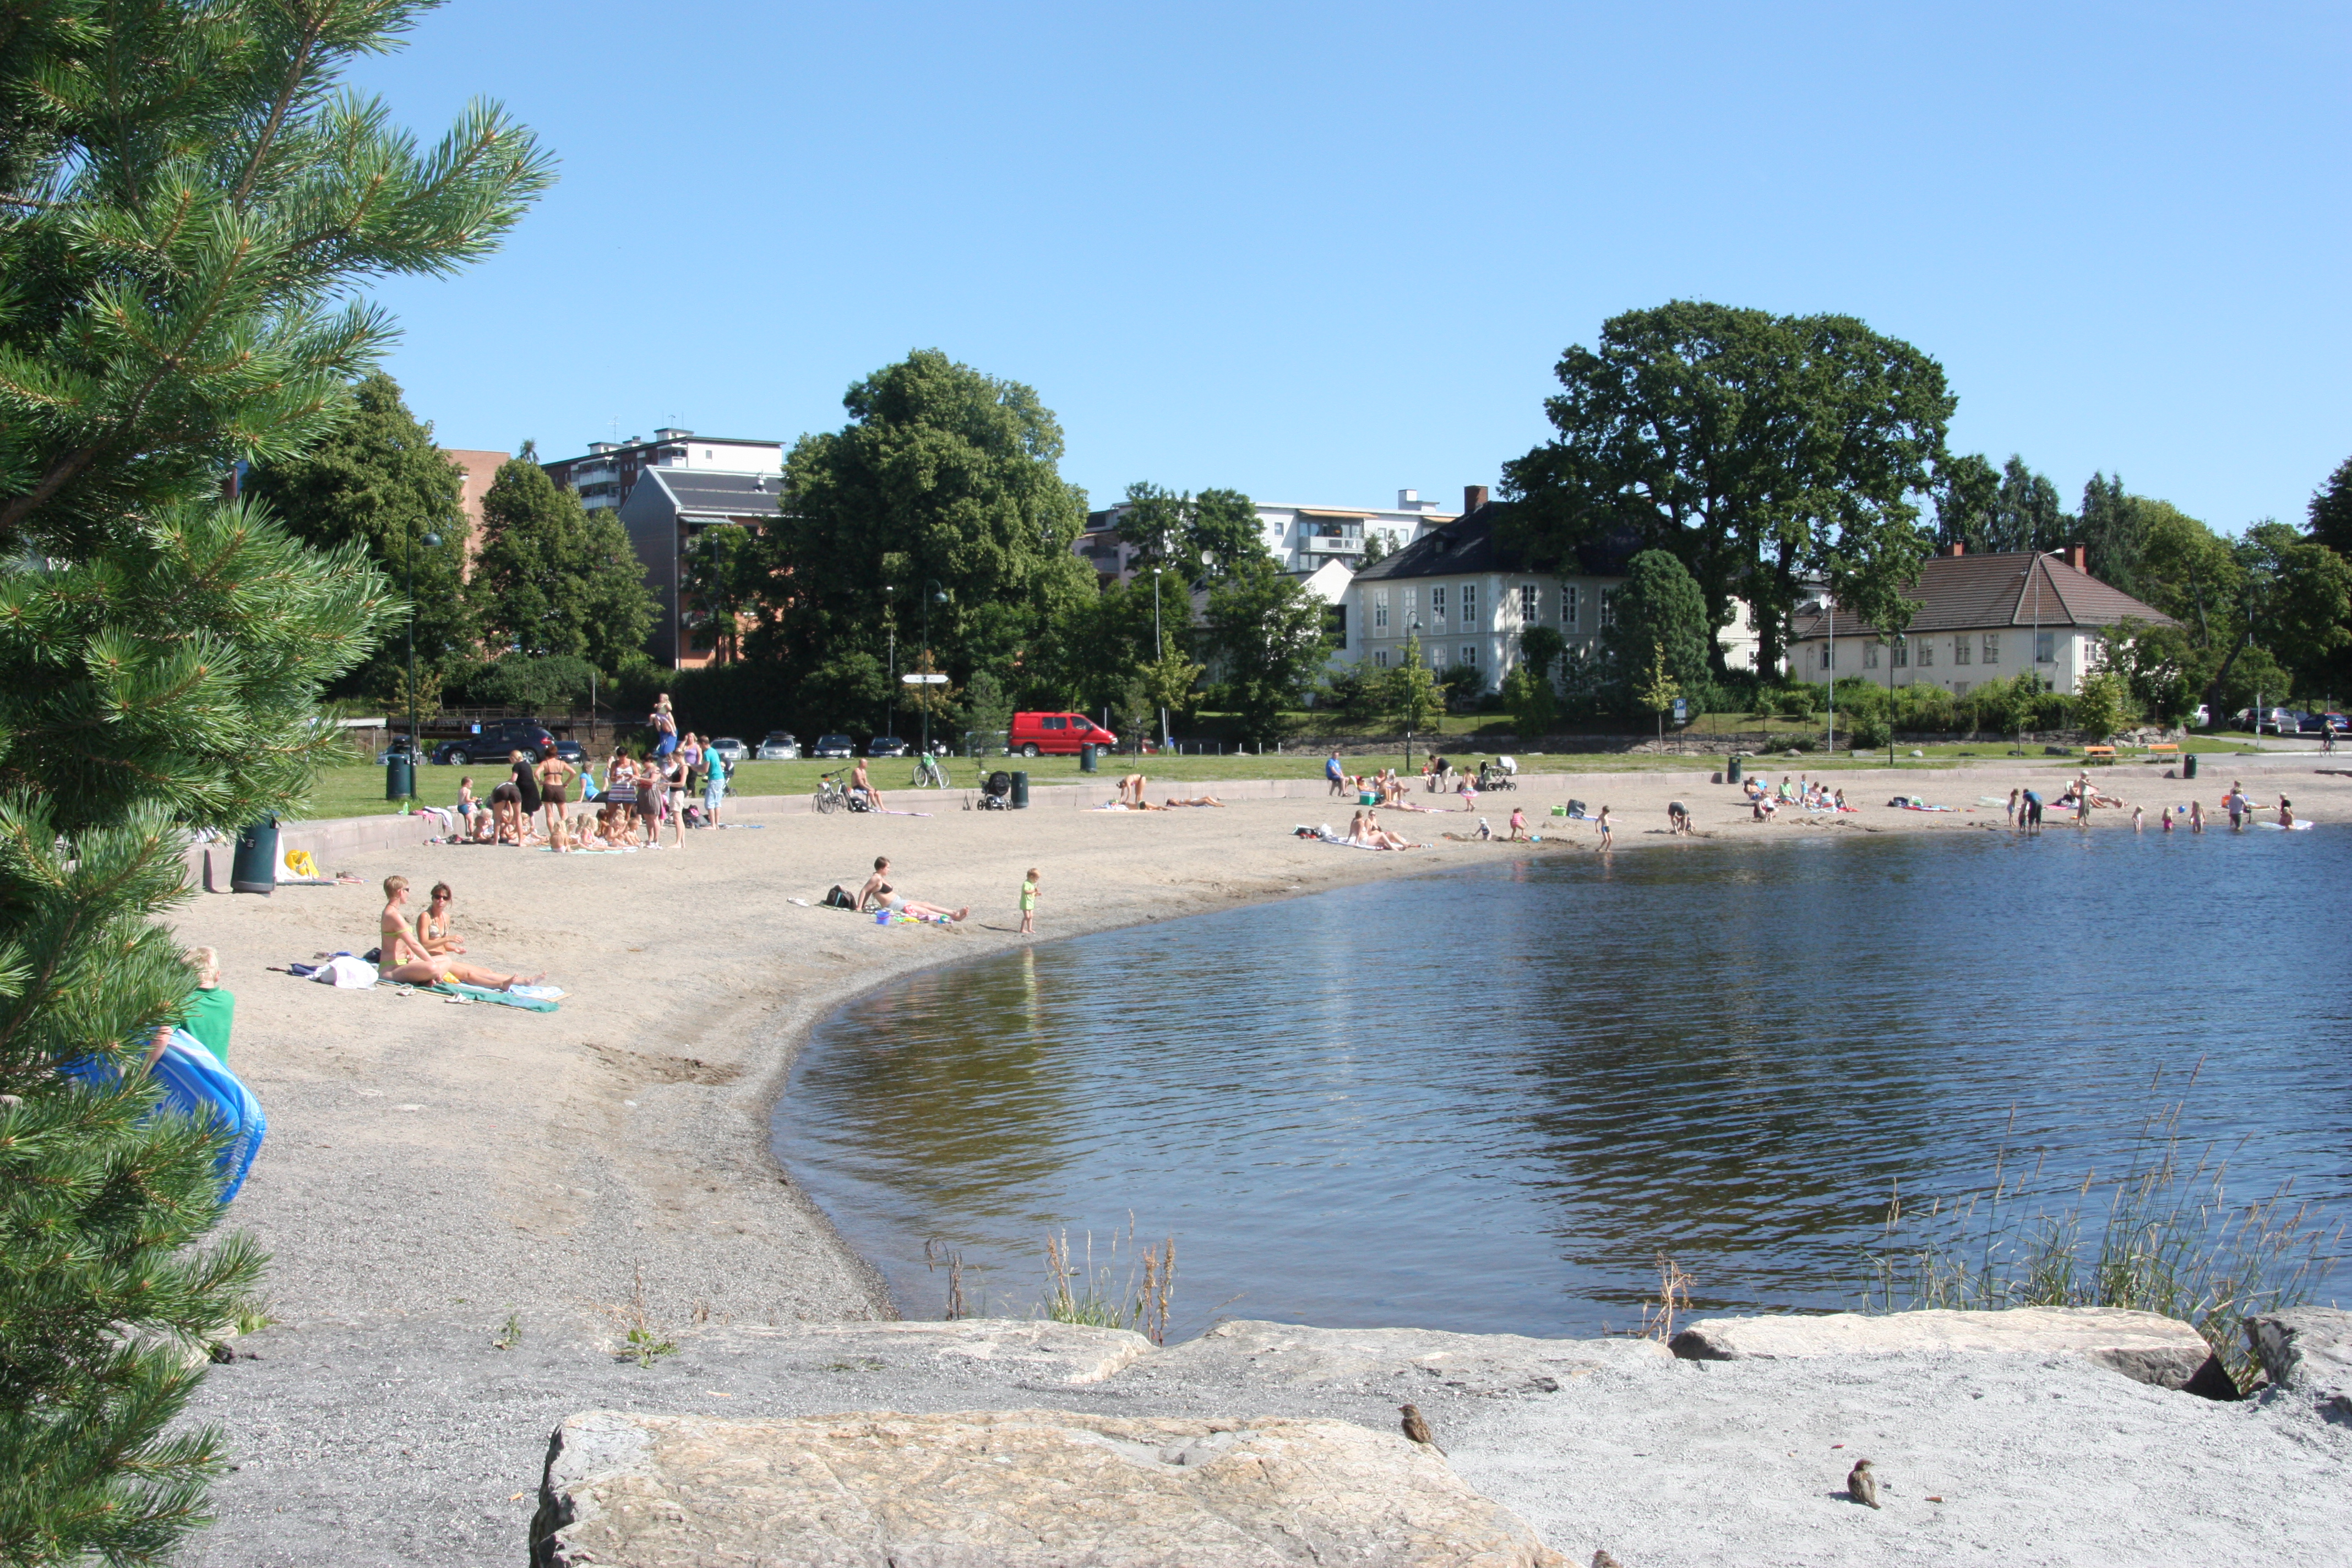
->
{"left": 2182, "top": 750, "right": 2198, "bottom": 780}
{"left": 1727, "top": 755, "right": 1743, "bottom": 785}
{"left": 230, "top": 817, "right": 278, "bottom": 895}
{"left": 385, "top": 751, "right": 414, "bottom": 800}
{"left": 1079, "top": 743, "right": 1098, "bottom": 773}
{"left": 1010, "top": 770, "right": 1030, "bottom": 809}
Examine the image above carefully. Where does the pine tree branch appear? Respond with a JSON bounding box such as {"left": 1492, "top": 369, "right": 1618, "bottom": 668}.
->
{"left": 229, "top": 10, "right": 330, "bottom": 213}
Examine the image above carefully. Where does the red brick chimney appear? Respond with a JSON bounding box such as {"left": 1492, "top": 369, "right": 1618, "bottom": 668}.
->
{"left": 1463, "top": 484, "right": 1489, "bottom": 513}
{"left": 1945, "top": 542, "right": 1964, "bottom": 557}
{"left": 2066, "top": 545, "right": 2087, "bottom": 573}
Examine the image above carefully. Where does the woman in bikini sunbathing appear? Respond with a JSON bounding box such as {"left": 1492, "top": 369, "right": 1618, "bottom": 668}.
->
{"left": 856, "top": 856, "right": 968, "bottom": 922}
{"left": 378, "top": 878, "right": 542, "bottom": 989}
{"left": 414, "top": 882, "right": 465, "bottom": 955}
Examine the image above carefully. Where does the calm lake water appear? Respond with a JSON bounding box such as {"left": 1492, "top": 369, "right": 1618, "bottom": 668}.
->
{"left": 775, "top": 824, "right": 2351, "bottom": 1340}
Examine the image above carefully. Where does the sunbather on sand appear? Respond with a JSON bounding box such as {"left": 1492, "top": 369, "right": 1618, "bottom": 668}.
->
{"left": 1164, "top": 795, "right": 1225, "bottom": 807}
{"left": 378, "top": 877, "right": 542, "bottom": 989}
{"left": 856, "top": 856, "right": 969, "bottom": 922}
{"left": 414, "top": 882, "right": 465, "bottom": 954}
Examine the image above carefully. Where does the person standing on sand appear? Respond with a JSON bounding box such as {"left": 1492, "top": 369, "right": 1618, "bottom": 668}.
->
{"left": 1596, "top": 803, "right": 1613, "bottom": 850}
{"left": 536, "top": 750, "right": 577, "bottom": 850}
{"left": 1019, "top": 867, "right": 1039, "bottom": 935}
{"left": 2021, "top": 788, "right": 2043, "bottom": 833}
{"left": 663, "top": 750, "right": 688, "bottom": 848}
{"left": 1326, "top": 751, "right": 1345, "bottom": 796}
{"left": 507, "top": 750, "right": 542, "bottom": 843}
{"left": 2006, "top": 787, "right": 2020, "bottom": 826}
{"left": 1506, "top": 806, "right": 1531, "bottom": 841}
{"left": 703, "top": 743, "right": 729, "bottom": 826}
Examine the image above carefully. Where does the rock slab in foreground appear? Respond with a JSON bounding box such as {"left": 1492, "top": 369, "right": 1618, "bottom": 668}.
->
{"left": 699, "top": 1316, "right": 1152, "bottom": 1385}
{"left": 1669, "top": 1306, "right": 2225, "bottom": 1392}
{"left": 1128, "top": 1318, "right": 1669, "bottom": 1394}
{"left": 532, "top": 1407, "right": 1566, "bottom": 1567}
{"left": 2246, "top": 1306, "right": 2352, "bottom": 1422}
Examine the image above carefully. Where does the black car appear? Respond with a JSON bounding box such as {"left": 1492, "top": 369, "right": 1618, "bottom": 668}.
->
{"left": 865, "top": 734, "right": 910, "bottom": 757}
{"left": 432, "top": 719, "right": 558, "bottom": 766}
{"left": 811, "top": 733, "right": 856, "bottom": 759}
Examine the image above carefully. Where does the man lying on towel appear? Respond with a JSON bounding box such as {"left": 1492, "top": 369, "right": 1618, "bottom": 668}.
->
{"left": 379, "top": 876, "right": 544, "bottom": 990}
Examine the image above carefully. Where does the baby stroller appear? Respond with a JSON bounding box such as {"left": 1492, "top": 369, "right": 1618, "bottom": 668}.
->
{"left": 976, "top": 771, "right": 1015, "bottom": 811}
{"left": 1477, "top": 756, "right": 1518, "bottom": 791}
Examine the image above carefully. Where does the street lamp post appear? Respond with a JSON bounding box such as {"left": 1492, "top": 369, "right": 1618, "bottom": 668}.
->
{"left": 405, "top": 529, "right": 441, "bottom": 796}
{"left": 921, "top": 578, "right": 945, "bottom": 758}
{"left": 1403, "top": 618, "right": 1423, "bottom": 775}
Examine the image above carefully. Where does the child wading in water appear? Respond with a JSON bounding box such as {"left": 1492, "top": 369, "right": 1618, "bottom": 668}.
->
{"left": 1596, "top": 804, "right": 1613, "bottom": 851}
{"left": 1019, "top": 868, "right": 1039, "bottom": 936}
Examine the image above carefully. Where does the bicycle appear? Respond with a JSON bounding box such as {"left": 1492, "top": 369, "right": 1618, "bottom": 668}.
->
{"left": 813, "top": 772, "right": 855, "bottom": 814}
{"left": 911, "top": 753, "right": 949, "bottom": 789}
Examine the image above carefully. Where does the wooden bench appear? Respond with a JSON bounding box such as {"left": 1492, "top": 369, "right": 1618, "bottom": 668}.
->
{"left": 2145, "top": 743, "right": 2179, "bottom": 761}
{"left": 2083, "top": 745, "right": 2117, "bottom": 764}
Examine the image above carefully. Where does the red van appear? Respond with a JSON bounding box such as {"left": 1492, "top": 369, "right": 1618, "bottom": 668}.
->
{"left": 1008, "top": 711, "right": 1119, "bottom": 758}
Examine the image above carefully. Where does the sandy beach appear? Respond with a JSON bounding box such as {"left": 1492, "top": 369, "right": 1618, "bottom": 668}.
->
{"left": 161, "top": 758, "right": 2352, "bottom": 1565}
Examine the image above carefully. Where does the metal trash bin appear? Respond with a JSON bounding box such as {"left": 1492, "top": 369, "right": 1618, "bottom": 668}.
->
{"left": 1727, "top": 755, "right": 1743, "bottom": 785}
{"left": 1079, "top": 743, "right": 1097, "bottom": 773}
{"left": 385, "top": 753, "right": 413, "bottom": 800}
{"left": 230, "top": 818, "right": 278, "bottom": 895}
{"left": 2182, "top": 750, "right": 2198, "bottom": 780}
{"left": 1010, "top": 770, "right": 1030, "bottom": 809}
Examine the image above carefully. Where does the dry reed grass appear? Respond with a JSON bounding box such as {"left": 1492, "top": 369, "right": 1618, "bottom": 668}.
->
{"left": 1042, "top": 1216, "right": 1178, "bottom": 1343}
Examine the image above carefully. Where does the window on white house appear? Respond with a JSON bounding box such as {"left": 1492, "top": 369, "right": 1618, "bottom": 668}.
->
{"left": 1918, "top": 639, "right": 1934, "bottom": 667}
{"left": 1598, "top": 588, "right": 1616, "bottom": 629}
{"left": 1953, "top": 636, "right": 1971, "bottom": 666}
{"left": 1428, "top": 643, "right": 1442, "bottom": 669}
{"left": 1864, "top": 640, "right": 1880, "bottom": 668}
{"left": 1519, "top": 583, "right": 1538, "bottom": 621}
{"left": 1374, "top": 649, "right": 1388, "bottom": 668}
{"left": 1954, "top": 680, "right": 1970, "bottom": 696}
{"left": 1461, "top": 644, "right": 1478, "bottom": 668}
{"left": 1982, "top": 633, "right": 1999, "bottom": 664}
{"left": 1892, "top": 637, "right": 1908, "bottom": 667}
{"left": 1820, "top": 645, "right": 1832, "bottom": 670}
{"left": 1562, "top": 584, "right": 1580, "bottom": 628}
{"left": 2035, "top": 630, "right": 2055, "bottom": 663}
{"left": 1430, "top": 585, "right": 1447, "bottom": 628}
{"left": 1403, "top": 587, "right": 1417, "bottom": 627}
{"left": 1373, "top": 589, "right": 1389, "bottom": 631}
{"left": 1461, "top": 582, "right": 1478, "bottom": 628}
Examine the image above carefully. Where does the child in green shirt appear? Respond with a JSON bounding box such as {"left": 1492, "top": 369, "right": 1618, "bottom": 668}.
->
{"left": 1019, "top": 868, "right": 1039, "bottom": 936}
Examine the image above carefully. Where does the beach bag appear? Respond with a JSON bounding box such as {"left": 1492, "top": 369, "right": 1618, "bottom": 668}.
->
{"left": 822, "top": 885, "right": 856, "bottom": 909}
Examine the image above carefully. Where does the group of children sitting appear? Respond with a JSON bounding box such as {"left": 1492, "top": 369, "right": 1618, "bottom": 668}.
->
{"left": 1743, "top": 773, "right": 1853, "bottom": 819}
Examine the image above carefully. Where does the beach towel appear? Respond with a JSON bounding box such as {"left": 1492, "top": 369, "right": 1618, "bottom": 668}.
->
{"left": 430, "top": 981, "right": 561, "bottom": 1011}
{"left": 61, "top": 1030, "right": 267, "bottom": 1202}
{"left": 312, "top": 955, "right": 377, "bottom": 988}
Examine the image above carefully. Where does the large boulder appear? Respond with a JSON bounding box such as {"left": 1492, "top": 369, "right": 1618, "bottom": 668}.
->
{"left": 693, "top": 1317, "right": 1151, "bottom": 1385}
{"left": 1125, "top": 1319, "right": 1668, "bottom": 1395}
{"left": 1668, "top": 1306, "right": 2226, "bottom": 1392}
{"left": 530, "top": 1407, "right": 1566, "bottom": 1567}
{"left": 2246, "top": 1306, "right": 2352, "bottom": 1422}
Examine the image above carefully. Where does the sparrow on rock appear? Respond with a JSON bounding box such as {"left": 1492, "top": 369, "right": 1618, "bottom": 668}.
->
{"left": 1591, "top": 1551, "right": 1626, "bottom": 1568}
{"left": 1398, "top": 1403, "right": 1443, "bottom": 1455}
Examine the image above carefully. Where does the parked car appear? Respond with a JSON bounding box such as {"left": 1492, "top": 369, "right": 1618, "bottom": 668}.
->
{"left": 811, "top": 733, "right": 856, "bottom": 759}
{"left": 865, "top": 734, "right": 910, "bottom": 757}
{"left": 2231, "top": 706, "right": 2297, "bottom": 734}
{"left": 431, "top": 719, "right": 558, "bottom": 766}
{"left": 755, "top": 730, "right": 801, "bottom": 760}
{"left": 706, "top": 736, "right": 750, "bottom": 766}
{"left": 1006, "top": 710, "right": 1119, "bottom": 758}
{"left": 2295, "top": 710, "right": 2345, "bottom": 734}
{"left": 552, "top": 738, "right": 587, "bottom": 765}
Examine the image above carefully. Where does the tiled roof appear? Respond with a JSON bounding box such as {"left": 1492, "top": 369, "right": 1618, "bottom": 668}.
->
{"left": 640, "top": 469, "right": 782, "bottom": 518}
{"left": 1789, "top": 551, "right": 2176, "bottom": 639}
{"left": 1352, "top": 502, "right": 1636, "bottom": 582}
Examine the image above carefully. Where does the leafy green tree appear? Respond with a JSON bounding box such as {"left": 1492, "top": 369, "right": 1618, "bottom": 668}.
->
{"left": 246, "top": 372, "right": 473, "bottom": 696}
{"left": 2237, "top": 521, "right": 2352, "bottom": 700}
{"left": 1116, "top": 484, "right": 1262, "bottom": 586}
{"left": 1932, "top": 452, "right": 2002, "bottom": 554}
{"left": 2308, "top": 455, "right": 2352, "bottom": 557}
{"left": 1517, "top": 625, "right": 1566, "bottom": 689}
{"left": 458, "top": 653, "right": 599, "bottom": 712}
{"left": 1988, "top": 456, "right": 2070, "bottom": 554}
{"left": 2104, "top": 620, "right": 2204, "bottom": 728}
{"left": 1141, "top": 647, "right": 1205, "bottom": 730}
{"left": 1380, "top": 634, "right": 1446, "bottom": 739}
{"left": 1204, "top": 556, "right": 1329, "bottom": 746}
{"left": 1632, "top": 641, "right": 1682, "bottom": 744}
{"left": 469, "top": 459, "right": 656, "bottom": 672}
{"left": 2071, "top": 668, "right": 2131, "bottom": 741}
{"left": 0, "top": 4, "right": 546, "bottom": 1557}
{"left": 1603, "top": 549, "right": 1711, "bottom": 710}
{"left": 1502, "top": 302, "right": 1952, "bottom": 673}
{"left": 959, "top": 669, "right": 1014, "bottom": 743}
{"left": 2078, "top": 473, "right": 2144, "bottom": 596}
{"left": 1037, "top": 575, "right": 1157, "bottom": 712}
{"left": 766, "top": 351, "right": 1095, "bottom": 706}
{"left": 798, "top": 652, "right": 891, "bottom": 734}
{"left": 678, "top": 524, "right": 765, "bottom": 665}
{"left": 1500, "top": 661, "right": 1557, "bottom": 739}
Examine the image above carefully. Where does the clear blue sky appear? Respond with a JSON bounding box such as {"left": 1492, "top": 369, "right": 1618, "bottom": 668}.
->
{"left": 350, "top": 1, "right": 2349, "bottom": 533}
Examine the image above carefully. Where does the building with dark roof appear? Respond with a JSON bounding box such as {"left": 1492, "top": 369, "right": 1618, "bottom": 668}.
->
{"left": 1348, "top": 489, "right": 1761, "bottom": 688}
{"left": 1786, "top": 545, "right": 2176, "bottom": 696}
{"left": 616, "top": 468, "right": 783, "bottom": 668}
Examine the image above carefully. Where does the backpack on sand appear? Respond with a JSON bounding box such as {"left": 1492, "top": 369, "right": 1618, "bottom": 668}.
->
{"left": 822, "top": 885, "right": 856, "bottom": 909}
